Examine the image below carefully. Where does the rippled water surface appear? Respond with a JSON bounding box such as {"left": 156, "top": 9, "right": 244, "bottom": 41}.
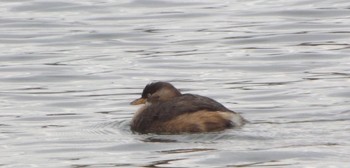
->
{"left": 1, "top": 0, "right": 350, "bottom": 167}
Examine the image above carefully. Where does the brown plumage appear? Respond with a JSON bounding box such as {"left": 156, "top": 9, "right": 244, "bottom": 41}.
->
{"left": 130, "top": 82, "right": 245, "bottom": 134}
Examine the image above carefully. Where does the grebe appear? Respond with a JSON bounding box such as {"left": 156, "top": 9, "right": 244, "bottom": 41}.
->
{"left": 130, "top": 82, "right": 245, "bottom": 134}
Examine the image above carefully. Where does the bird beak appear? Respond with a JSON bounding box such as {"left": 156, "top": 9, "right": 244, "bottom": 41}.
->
{"left": 130, "top": 98, "right": 146, "bottom": 105}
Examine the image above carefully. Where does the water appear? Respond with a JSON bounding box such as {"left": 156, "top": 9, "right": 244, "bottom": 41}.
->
{"left": 1, "top": 0, "right": 350, "bottom": 167}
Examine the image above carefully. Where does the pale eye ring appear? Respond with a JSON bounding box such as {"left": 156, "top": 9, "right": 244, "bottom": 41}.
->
{"left": 147, "top": 93, "right": 152, "bottom": 98}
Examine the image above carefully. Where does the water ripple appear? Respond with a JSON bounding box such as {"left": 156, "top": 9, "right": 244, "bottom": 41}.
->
{"left": 0, "top": 0, "right": 349, "bottom": 167}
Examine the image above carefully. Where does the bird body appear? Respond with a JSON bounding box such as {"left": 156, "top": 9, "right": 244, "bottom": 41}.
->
{"left": 130, "top": 82, "right": 245, "bottom": 134}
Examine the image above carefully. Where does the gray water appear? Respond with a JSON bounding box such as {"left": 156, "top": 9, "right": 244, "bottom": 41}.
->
{"left": 1, "top": 0, "right": 350, "bottom": 167}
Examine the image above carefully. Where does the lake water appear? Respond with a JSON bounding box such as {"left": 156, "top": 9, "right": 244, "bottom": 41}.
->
{"left": 1, "top": 0, "right": 350, "bottom": 167}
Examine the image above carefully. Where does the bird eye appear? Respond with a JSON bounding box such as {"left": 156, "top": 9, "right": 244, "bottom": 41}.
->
{"left": 147, "top": 93, "right": 152, "bottom": 98}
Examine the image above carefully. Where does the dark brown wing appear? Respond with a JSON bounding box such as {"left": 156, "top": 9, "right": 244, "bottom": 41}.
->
{"left": 157, "top": 94, "right": 233, "bottom": 118}
{"left": 131, "top": 94, "right": 234, "bottom": 133}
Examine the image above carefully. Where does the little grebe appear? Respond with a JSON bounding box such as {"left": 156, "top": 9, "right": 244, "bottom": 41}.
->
{"left": 130, "top": 82, "right": 245, "bottom": 134}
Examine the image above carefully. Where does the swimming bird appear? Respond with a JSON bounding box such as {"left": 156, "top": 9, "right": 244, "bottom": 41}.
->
{"left": 130, "top": 82, "right": 245, "bottom": 134}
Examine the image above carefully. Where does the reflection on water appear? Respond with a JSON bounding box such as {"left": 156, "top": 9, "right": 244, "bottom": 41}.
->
{"left": 1, "top": 0, "right": 350, "bottom": 167}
